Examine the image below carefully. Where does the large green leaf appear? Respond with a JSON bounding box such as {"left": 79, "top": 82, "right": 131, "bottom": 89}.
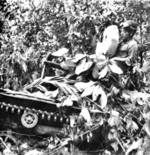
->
{"left": 74, "top": 81, "right": 95, "bottom": 92}
{"left": 73, "top": 54, "right": 86, "bottom": 63}
{"left": 98, "top": 87, "right": 108, "bottom": 109}
{"left": 75, "top": 57, "right": 86, "bottom": 75}
{"left": 75, "top": 58, "right": 93, "bottom": 75}
{"left": 80, "top": 107, "right": 92, "bottom": 125}
{"left": 109, "top": 61, "right": 123, "bottom": 74}
{"left": 98, "top": 66, "right": 108, "bottom": 79}
{"left": 51, "top": 48, "right": 69, "bottom": 57}
{"left": 92, "top": 65, "right": 99, "bottom": 79}
{"left": 81, "top": 84, "right": 95, "bottom": 97}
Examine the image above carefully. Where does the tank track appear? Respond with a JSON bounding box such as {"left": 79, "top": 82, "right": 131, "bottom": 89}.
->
{"left": 0, "top": 101, "right": 103, "bottom": 153}
{"left": 0, "top": 102, "right": 70, "bottom": 124}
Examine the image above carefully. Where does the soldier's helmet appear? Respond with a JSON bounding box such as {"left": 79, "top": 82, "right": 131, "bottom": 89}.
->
{"left": 121, "top": 20, "right": 138, "bottom": 32}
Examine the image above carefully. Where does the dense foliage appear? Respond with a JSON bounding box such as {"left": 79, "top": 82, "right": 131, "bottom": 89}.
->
{"left": 1, "top": 0, "right": 150, "bottom": 155}
{"left": 0, "top": 0, "right": 149, "bottom": 90}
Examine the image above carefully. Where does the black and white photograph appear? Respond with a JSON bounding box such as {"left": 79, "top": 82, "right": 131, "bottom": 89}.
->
{"left": 0, "top": 0, "right": 150, "bottom": 154}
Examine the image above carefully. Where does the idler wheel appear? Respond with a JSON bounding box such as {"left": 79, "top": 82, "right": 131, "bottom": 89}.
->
{"left": 21, "top": 111, "right": 38, "bottom": 128}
